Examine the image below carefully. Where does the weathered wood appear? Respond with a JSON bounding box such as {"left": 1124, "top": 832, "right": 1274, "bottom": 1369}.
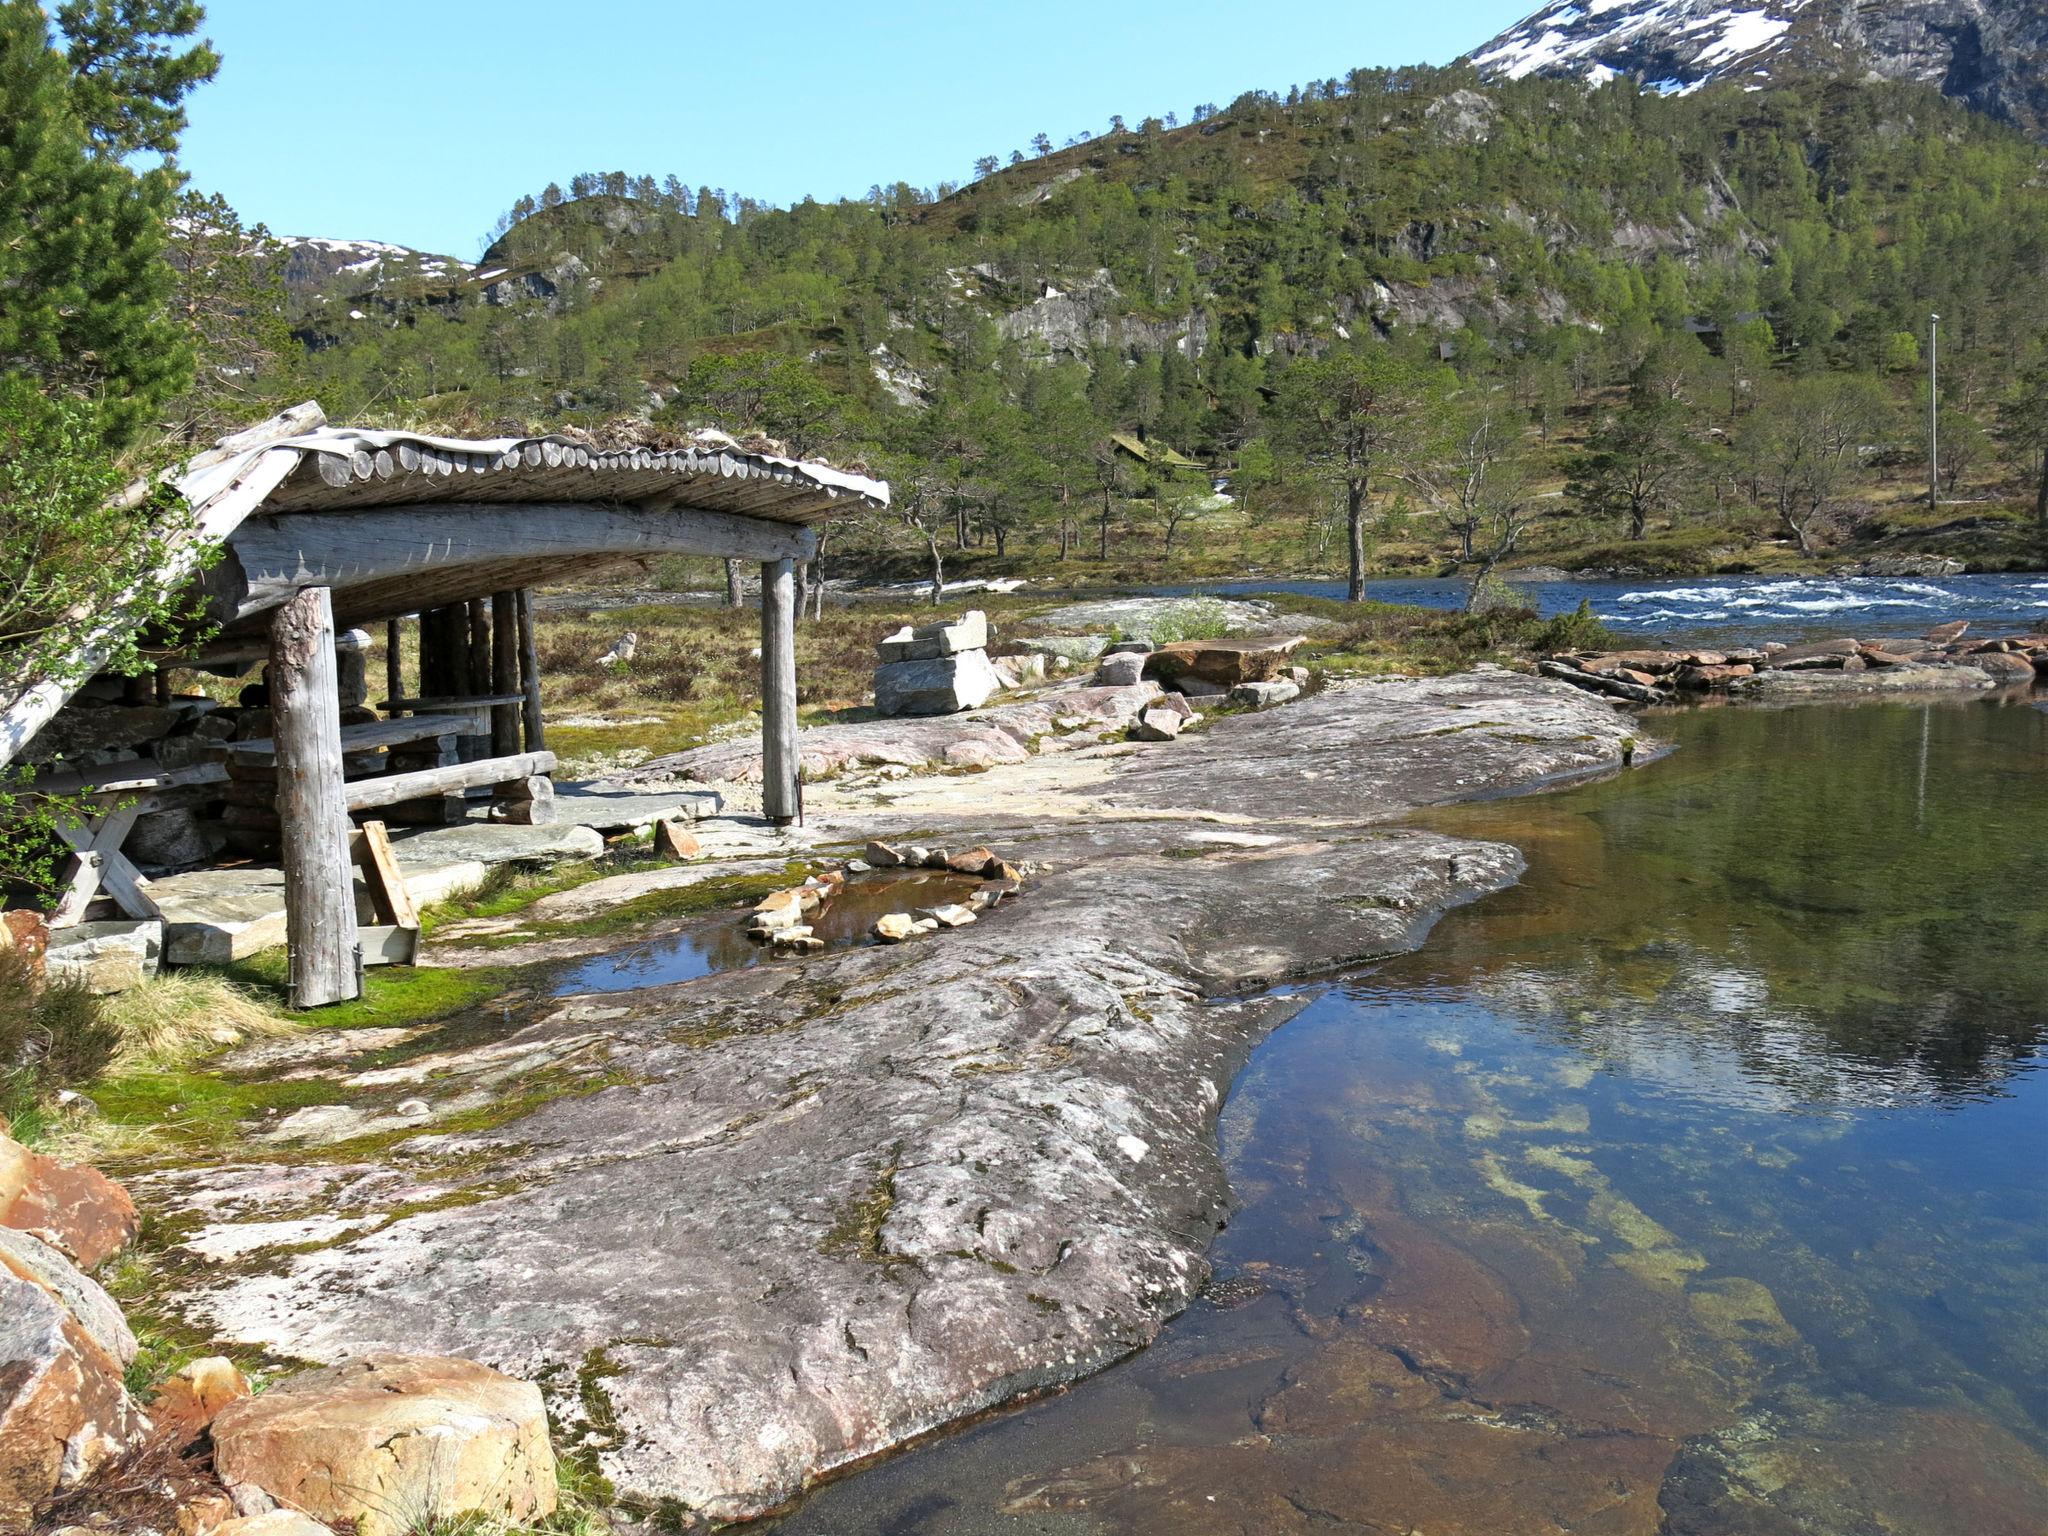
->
{"left": 385, "top": 618, "right": 403, "bottom": 704}
{"left": 50, "top": 806, "right": 159, "bottom": 926}
{"left": 271, "top": 586, "right": 360, "bottom": 1008}
{"left": 50, "top": 851, "right": 107, "bottom": 929}
{"left": 353, "top": 820, "right": 420, "bottom": 931}
{"left": 517, "top": 588, "right": 544, "bottom": 751}
{"left": 759, "top": 557, "right": 799, "bottom": 825}
{"left": 0, "top": 439, "right": 304, "bottom": 769}
{"left": 491, "top": 591, "right": 521, "bottom": 756}
{"left": 28, "top": 760, "right": 229, "bottom": 799}
{"left": 357, "top": 924, "right": 419, "bottom": 967}
{"left": 205, "top": 503, "right": 817, "bottom": 628}
{"left": 489, "top": 776, "right": 555, "bottom": 825}
{"left": 344, "top": 750, "right": 556, "bottom": 811}
{"left": 224, "top": 713, "right": 480, "bottom": 760}
{"left": 466, "top": 600, "right": 491, "bottom": 696}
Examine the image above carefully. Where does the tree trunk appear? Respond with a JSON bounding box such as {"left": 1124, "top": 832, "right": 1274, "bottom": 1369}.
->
{"left": 1100, "top": 489, "right": 1112, "bottom": 560}
{"left": 270, "top": 586, "right": 360, "bottom": 1009}
{"left": 994, "top": 525, "right": 1008, "bottom": 559}
{"left": 927, "top": 535, "right": 945, "bottom": 606}
{"left": 1345, "top": 477, "right": 1368, "bottom": 603}
{"left": 724, "top": 558, "right": 744, "bottom": 609}
{"left": 1630, "top": 501, "right": 1648, "bottom": 540}
{"left": 2035, "top": 451, "right": 2047, "bottom": 527}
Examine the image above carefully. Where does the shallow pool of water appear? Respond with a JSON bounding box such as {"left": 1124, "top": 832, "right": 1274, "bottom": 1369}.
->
{"left": 769, "top": 697, "right": 2048, "bottom": 1534}
{"left": 552, "top": 869, "right": 987, "bottom": 995}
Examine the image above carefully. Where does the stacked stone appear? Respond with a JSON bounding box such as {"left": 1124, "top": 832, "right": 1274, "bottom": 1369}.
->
{"left": 873, "top": 610, "right": 1003, "bottom": 716}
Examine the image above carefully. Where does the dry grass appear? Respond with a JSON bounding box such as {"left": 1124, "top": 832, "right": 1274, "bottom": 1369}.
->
{"left": 99, "top": 971, "right": 289, "bottom": 1073}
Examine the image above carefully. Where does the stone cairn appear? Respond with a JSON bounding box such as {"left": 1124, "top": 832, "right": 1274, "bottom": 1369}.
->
{"left": 1543, "top": 621, "right": 2046, "bottom": 703}
{"left": 873, "top": 610, "right": 1002, "bottom": 716}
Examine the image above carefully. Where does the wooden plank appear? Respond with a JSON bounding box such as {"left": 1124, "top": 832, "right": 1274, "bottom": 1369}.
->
{"left": 207, "top": 503, "right": 817, "bottom": 625}
{"left": 377, "top": 693, "right": 523, "bottom": 716}
{"left": 517, "top": 588, "right": 544, "bottom": 752}
{"left": 271, "top": 585, "right": 360, "bottom": 1009}
{"left": 28, "top": 760, "right": 229, "bottom": 798}
{"left": 345, "top": 751, "right": 556, "bottom": 811}
{"left": 358, "top": 924, "right": 419, "bottom": 967}
{"left": 385, "top": 618, "right": 403, "bottom": 704}
{"left": 759, "top": 557, "right": 799, "bottom": 825}
{"left": 224, "top": 713, "right": 477, "bottom": 759}
{"left": 0, "top": 442, "right": 304, "bottom": 769}
{"left": 491, "top": 591, "right": 520, "bottom": 756}
{"left": 49, "top": 851, "right": 106, "bottom": 929}
{"left": 352, "top": 820, "right": 420, "bottom": 931}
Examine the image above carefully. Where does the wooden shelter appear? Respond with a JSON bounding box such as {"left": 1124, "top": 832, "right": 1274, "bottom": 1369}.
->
{"left": 0, "top": 403, "right": 890, "bottom": 1007}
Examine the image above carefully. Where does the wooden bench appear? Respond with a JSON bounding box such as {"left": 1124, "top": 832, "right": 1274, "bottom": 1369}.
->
{"left": 27, "top": 761, "right": 233, "bottom": 928}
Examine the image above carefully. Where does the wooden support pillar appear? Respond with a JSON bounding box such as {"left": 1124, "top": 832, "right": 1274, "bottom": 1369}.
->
{"left": 270, "top": 585, "right": 360, "bottom": 1009}
{"left": 385, "top": 618, "right": 403, "bottom": 709}
{"left": 759, "top": 557, "right": 799, "bottom": 826}
{"left": 516, "top": 588, "right": 545, "bottom": 752}
{"left": 491, "top": 591, "right": 520, "bottom": 756}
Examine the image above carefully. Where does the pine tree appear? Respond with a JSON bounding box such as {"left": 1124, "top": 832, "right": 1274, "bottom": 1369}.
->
{"left": 54, "top": 0, "right": 217, "bottom": 157}
{"left": 0, "top": 0, "right": 191, "bottom": 444}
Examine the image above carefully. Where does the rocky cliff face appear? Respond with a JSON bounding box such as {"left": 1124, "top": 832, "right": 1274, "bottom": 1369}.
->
{"left": 1471, "top": 1, "right": 2048, "bottom": 139}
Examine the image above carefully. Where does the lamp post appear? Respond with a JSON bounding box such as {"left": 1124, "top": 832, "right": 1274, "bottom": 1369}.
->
{"left": 1928, "top": 312, "right": 1940, "bottom": 507}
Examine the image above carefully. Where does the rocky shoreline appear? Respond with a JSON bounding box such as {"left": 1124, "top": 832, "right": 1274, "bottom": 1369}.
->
{"left": 1542, "top": 620, "right": 2046, "bottom": 704}
{"left": 118, "top": 670, "right": 1638, "bottom": 1526}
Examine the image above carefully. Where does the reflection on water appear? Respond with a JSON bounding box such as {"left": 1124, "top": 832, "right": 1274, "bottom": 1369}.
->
{"left": 769, "top": 699, "right": 2048, "bottom": 1534}
{"left": 553, "top": 870, "right": 986, "bottom": 995}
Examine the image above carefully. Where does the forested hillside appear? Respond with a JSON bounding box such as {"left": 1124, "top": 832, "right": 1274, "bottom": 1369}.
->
{"left": 206, "top": 65, "right": 2048, "bottom": 585}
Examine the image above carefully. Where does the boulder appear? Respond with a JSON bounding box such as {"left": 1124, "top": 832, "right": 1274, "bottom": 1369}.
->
{"left": 944, "top": 846, "right": 996, "bottom": 875}
{"left": 990, "top": 653, "right": 1047, "bottom": 689}
{"left": 1961, "top": 651, "right": 2038, "bottom": 682}
{"left": 43, "top": 919, "right": 162, "bottom": 995}
{"left": 1132, "top": 706, "right": 1184, "bottom": 742}
{"left": 864, "top": 841, "right": 904, "bottom": 867}
{"left": 872, "top": 913, "right": 917, "bottom": 943}
{"left": 877, "top": 610, "right": 988, "bottom": 663}
{"left": 1146, "top": 635, "right": 1305, "bottom": 687}
{"left": 874, "top": 651, "right": 1002, "bottom": 717}
{"left": 1092, "top": 652, "right": 1147, "bottom": 687}
{"left": 209, "top": 1515, "right": 336, "bottom": 1536}
{"left": 211, "top": 1354, "right": 555, "bottom": 1536}
{"left": 1171, "top": 676, "right": 1231, "bottom": 701}
{"left": 1103, "top": 639, "right": 1153, "bottom": 656}
{"left": 1674, "top": 663, "right": 1755, "bottom": 690}
{"left": 0, "top": 1135, "right": 139, "bottom": 1271}
{"left": 918, "top": 904, "right": 978, "bottom": 928}
{"left": 0, "top": 1226, "right": 141, "bottom": 1524}
{"left": 1152, "top": 693, "right": 1199, "bottom": 724}
{"left": 22, "top": 704, "right": 179, "bottom": 765}
{"left": 1924, "top": 620, "right": 1970, "bottom": 644}
{"left": 1859, "top": 648, "right": 1915, "bottom": 667}
{"left": 1586, "top": 650, "right": 1687, "bottom": 675}
{"left": 126, "top": 808, "right": 224, "bottom": 873}
{"left": 149, "top": 1356, "right": 252, "bottom": 1446}
{"left": 1020, "top": 635, "right": 1109, "bottom": 665}
{"left": 1230, "top": 679, "right": 1301, "bottom": 710}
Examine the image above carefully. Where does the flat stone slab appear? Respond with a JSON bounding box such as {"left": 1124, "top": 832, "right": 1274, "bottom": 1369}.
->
{"left": 142, "top": 671, "right": 1644, "bottom": 1526}
{"left": 551, "top": 782, "right": 723, "bottom": 831}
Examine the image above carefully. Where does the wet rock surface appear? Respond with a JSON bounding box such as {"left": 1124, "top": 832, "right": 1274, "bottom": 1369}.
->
{"left": 136, "top": 672, "right": 1640, "bottom": 1524}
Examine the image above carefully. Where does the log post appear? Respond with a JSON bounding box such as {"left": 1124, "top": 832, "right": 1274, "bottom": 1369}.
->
{"left": 491, "top": 591, "right": 520, "bottom": 756}
{"left": 759, "top": 557, "right": 799, "bottom": 825}
{"left": 516, "top": 589, "right": 545, "bottom": 752}
{"left": 270, "top": 585, "right": 360, "bottom": 1008}
{"left": 385, "top": 618, "right": 403, "bottom": 709}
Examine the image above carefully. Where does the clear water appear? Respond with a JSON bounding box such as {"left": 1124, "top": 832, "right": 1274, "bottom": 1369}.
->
{"left": 552, "top": 870, "right": 987, "bottom": 995}
{"left": 768, "top": 697, "right": 2048, "bottom": 1534}
{"left": 1149, "top": 572, "right": 2048, "bottom": 649}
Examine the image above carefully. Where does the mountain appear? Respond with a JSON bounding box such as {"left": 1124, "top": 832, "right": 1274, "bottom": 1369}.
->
{"left": 1469, "top": 1, "right": 2048, "bottom": 138}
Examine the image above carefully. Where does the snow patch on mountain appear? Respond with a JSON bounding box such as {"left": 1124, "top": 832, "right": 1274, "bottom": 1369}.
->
{"left": 1471, "top": 1, "right": 1802, "bottom": 92}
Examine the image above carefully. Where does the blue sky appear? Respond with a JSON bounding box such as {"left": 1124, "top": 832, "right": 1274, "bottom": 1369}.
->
{"left": 178, "top": 1, "right": 1536, "bottom": 257}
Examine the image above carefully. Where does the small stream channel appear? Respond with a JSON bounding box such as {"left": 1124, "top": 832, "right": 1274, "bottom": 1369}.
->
{"left": 767, "top": 695, "right": 2048, "bottom": 1534}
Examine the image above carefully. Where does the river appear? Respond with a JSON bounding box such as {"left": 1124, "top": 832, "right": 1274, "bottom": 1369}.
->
{"left": 1148, "top": 571, "right": 2048, "bottom": 649}
{"left": 767, "top": 694, "right": 2048, "bottom": 1534}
